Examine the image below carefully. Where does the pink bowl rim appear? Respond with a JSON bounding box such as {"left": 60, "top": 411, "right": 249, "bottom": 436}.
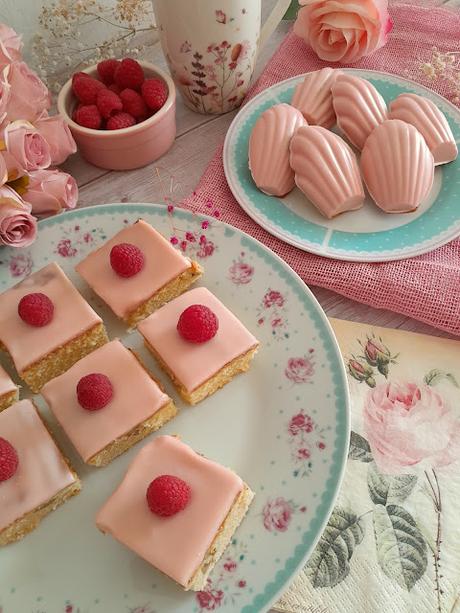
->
{"left": 56, "top": 60, "right": 176, "bottom": 137}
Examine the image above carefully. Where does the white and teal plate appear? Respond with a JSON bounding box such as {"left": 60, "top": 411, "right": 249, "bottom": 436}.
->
{"left": 0, "top": 204, "right": 349, "bottom": 613}
{"left": 223, "top": 69, "right": 460, "bottom": 262}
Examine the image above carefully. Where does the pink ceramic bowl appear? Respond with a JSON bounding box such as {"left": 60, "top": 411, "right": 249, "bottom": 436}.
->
{"left": 57, "top": 61, "right": 176, "bottom": 170}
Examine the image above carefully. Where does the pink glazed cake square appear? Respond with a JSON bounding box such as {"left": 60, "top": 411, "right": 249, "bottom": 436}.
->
{"left": 0, "top": 364, "right": 18, "bottom": 412}
{"left": 0, "top": 262, "right": 108, "bottom": 392}
{"left": 75, "top": 220, "right": 203, "bottom": 328}
{"left": 0, "top": 399, "right": 81, "bottom": 546}
{"left": 137, "top": 287, "right": 259, "bottom": 405}
{"left": 96, "top": 435, "right": 254, "bottom": 591}
{"left": 41, "top": 340, "right": 177, "bottom": 467}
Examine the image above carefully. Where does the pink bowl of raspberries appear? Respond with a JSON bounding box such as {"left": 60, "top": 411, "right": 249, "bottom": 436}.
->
{"left": 57, "top": 59, "right": 176, "bottom": 170}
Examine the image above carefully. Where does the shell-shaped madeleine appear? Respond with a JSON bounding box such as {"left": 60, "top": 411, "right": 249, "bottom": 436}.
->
{"left": 332, "top": 73, "right": 388, "bottom": 150}
{"left": 248, "top": 103, "right": 306, "bottom": 197}
{"left": 389, "top": 93, "right": 458, "bottom": 165}
{"left": 361, "top": 119, "right": 434, "bottom": 214}
{"left": 291, "top": 68, "right": 340, "bottom": 128}
{"left": 289, "top": 125, "right": 365, "bottom": 219}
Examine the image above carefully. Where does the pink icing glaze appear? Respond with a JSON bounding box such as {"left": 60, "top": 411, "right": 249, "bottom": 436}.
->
{"left": 289, "top": 125, "right": 364, "bottom": 219}
{"left": 0, "top": 364, "right": 17, "bottom": 397}
{"left": 41, "top": 339, "right": 170, "bottom": 462}
{"left": 137, "top": 287, "right": 259, "bottom": 392}
{"left": 389, "top": 93, "right": 458, "bottom": 165}
{"left": 291, "top": 68, "right": 340, "bottom": 128}
{"left": 361, "top": 119, "right": 435, "bottom": 213}
{"left": 0, "top": 399, "right": 77, "bottom": 532}
{"left": 0, "top": 262, "right": 102, "bottom": 372}
{"left": 248, "top": 103, "right": 306, "bottom": 197}
{"left": 96, "top": 435, "right": 244, "bottom": 587}
{"left": 76, "top": 220, "right": 192, "bottom": 319}
{"left": 332, "top": 73, "right": 388, "bottom": 150}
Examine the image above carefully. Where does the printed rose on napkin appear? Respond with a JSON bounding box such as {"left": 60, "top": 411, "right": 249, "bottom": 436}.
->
{"left": 294, "top": 0, "right": 393, "bottom": 63}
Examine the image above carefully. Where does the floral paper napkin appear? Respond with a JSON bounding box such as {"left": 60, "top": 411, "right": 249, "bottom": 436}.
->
{"left": 275, "top": 319, "right": 460, "bottom": 613}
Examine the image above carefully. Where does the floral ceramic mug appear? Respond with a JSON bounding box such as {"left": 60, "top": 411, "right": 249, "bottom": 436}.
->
{"left": 152, "top": 0, "right": 291, "bottom": 114}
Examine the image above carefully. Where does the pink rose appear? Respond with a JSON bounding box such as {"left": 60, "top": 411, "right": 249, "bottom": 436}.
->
{"left": 294, "top": 0, "right": 393, "bottom": 64}
{"left": 229, "top": 260, "right": 254, "bottom": 285}
{"left": 288, "top": 411, "right": 314, "bottom": 435}
{"left": 285, "top": 357, "right": 314, "bottom": 383}
{"left": 3, "top": 121, "right": 51, "bottom": 178}
{"left": 36, "top": 115, "right": 77, "bottom": 165}
{"left": 0, "top": 185, "right": 37, "bottom": 248}
{"left": 263, "top": 497, "right": 293, "bottom": 532}
{"left": 0, "top": 25, "right": 22, "bottom": 68}
{"left": 4, "top": 61, "right": 50, "bottom": 123}
{"left": 196, "top": 588, "right": 224, "bottom": 610}
{"left": 21, "top": 169, "right": 78, "bottom": 216}
{"left": 0, "top": 68, "right": 10, "bottom": 125}
{"left": 263, "top": 290, "right": 284, "bottom": 308}
{"left": 364, "top": 381, "right": 460, "bottom": 474}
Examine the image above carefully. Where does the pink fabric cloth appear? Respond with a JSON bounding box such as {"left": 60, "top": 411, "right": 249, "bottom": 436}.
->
{"left": 182, "top": 2, "right": 460, "bottom": 337}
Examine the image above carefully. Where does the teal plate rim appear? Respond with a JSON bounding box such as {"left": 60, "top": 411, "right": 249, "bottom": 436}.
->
{"left": 223, "top": 69, "right": 460, "bottom": 263}
{"left": 14, "top": 203, "right": 351, "bottom": 613}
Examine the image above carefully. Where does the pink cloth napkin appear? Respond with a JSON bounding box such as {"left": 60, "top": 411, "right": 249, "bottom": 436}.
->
{"left": 182, "top": 2, "right": 460, "bottom": 337}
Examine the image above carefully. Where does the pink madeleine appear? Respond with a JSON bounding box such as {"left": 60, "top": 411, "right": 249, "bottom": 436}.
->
{"left": 289, "top": 125, "right": 365, "bottom": 219}
{"left": 248, "top": 103, "right": 306, "bottom": 197}
{"left": 332, "top": 73, "right": 388, "bottom": 150}
{"left": 389, "top": 93, "right": 458, "bottom": 165}
{"left": 291, "top": 68, "right": 340, "bottom": 128}
{"left": 361, "top": 119, "right": 435, "bottom": 214}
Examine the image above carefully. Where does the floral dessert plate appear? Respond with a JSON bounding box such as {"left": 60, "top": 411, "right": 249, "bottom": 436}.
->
{"left": 0, "top": 203, "right": 349, "bottom": 613}
{"left": 223, "top": 69, "right": 460, "bottom": 262}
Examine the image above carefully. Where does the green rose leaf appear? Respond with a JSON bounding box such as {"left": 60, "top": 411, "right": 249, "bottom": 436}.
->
{"left": 373, "top": 504, "right": 427, "bottom": 591}
{"left": 367, "top": 462, "right": 417, "bottom": 506}
{"left": 424, "top": 369, "right": 459, "bottom": 388}
{"left": 348, "top": 431, "right": 373, "bottom": 463}
{"left": 306, "top": 507, "right": 365, "bottom": 588}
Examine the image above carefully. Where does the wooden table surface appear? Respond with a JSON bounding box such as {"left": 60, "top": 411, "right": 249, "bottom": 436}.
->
{"left": 63, "top": 11, "right": 457, "bottom": 345}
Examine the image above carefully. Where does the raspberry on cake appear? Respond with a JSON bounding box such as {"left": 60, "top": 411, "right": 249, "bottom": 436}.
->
{"left": 0, "top": 365, "right": 18, "bottom": 412}
{"left": 41, "top": 340, "right": 177, "bottom": 467}
{"left": 75, "top": 219, "right": 203, "bottom": 328}
{"left": 0, "top": 262, "right": 108, "bottom": 393}
{"left": 96, "top": 435, "right": 254, "bottom": 591}
{"left": 0, "top": 399, "right": 81, "bottom": 546}
{"left": 138, "top": 287, "right": 259, "bottom": 405}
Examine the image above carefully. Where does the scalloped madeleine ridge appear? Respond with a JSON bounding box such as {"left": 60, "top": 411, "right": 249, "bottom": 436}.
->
{"left": 291, "top": 68, "right": 340, "bottom": 128}
{"left": 389, "top": 93, "right": 458, "bottom": 165}
{"left": 289, "top": 125, "right": 365, "bottom": 219}
{"left": 332, "top": 73, "right": 388, "bottom": 150}
{"left": 248, "top": 103, "right": 306, "bottom": 197}
{"left": 361, "top": 119, "right": 435, "bottom": 214}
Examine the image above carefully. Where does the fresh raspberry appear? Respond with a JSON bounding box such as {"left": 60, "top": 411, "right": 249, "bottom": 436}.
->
{"left": 72, "top": 75, "right": 105, "bottom": 104}
{"left": 146, "top": 475, "right": 191, "bottom": 517}
{"left": 106, "top": 112, "right": 136, "bottom": 130}
{"left": 0, "top": 437, "right": 19, "bottom": 482}
{"left": 75, "top": 104, "right": 102, "bottom": 129}
{"left": 97, "top": 59, "right": 120, "bottom": 85}
{"left": 72, "top": 103, "right": 84, "bottom": 122}
{"left": 72, "top": 71, "right": 91, "bottom": 85}
{"left": 141, "top": 78, "right": 168, "bottom": 112}
{"left": 18, "top": 292, "right": 54, "bottom": 327}
{"left": 96, "top": 89, "right": 123, "bottom": 119}
{"left": 120, "top": 88, "right": 148, "bottom": 120}
{"left": 177, "top": 304, "right": 219, "bottom": 343}
{"left": 110, "top": 242, "right": 145, "bottom": 277}
{"left": 76, "top": 373, "right": 113, "bottom": 411}
{"left": 114, "top": 58, "right": 144, "bottom": 91}
{"left": 108, "top": 83, "right": 122, "bottom": 95}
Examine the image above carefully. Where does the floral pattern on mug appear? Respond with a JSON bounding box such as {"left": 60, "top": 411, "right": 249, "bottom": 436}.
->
{"left": 173, "top": 38, "right": 255, "bottom": 114}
